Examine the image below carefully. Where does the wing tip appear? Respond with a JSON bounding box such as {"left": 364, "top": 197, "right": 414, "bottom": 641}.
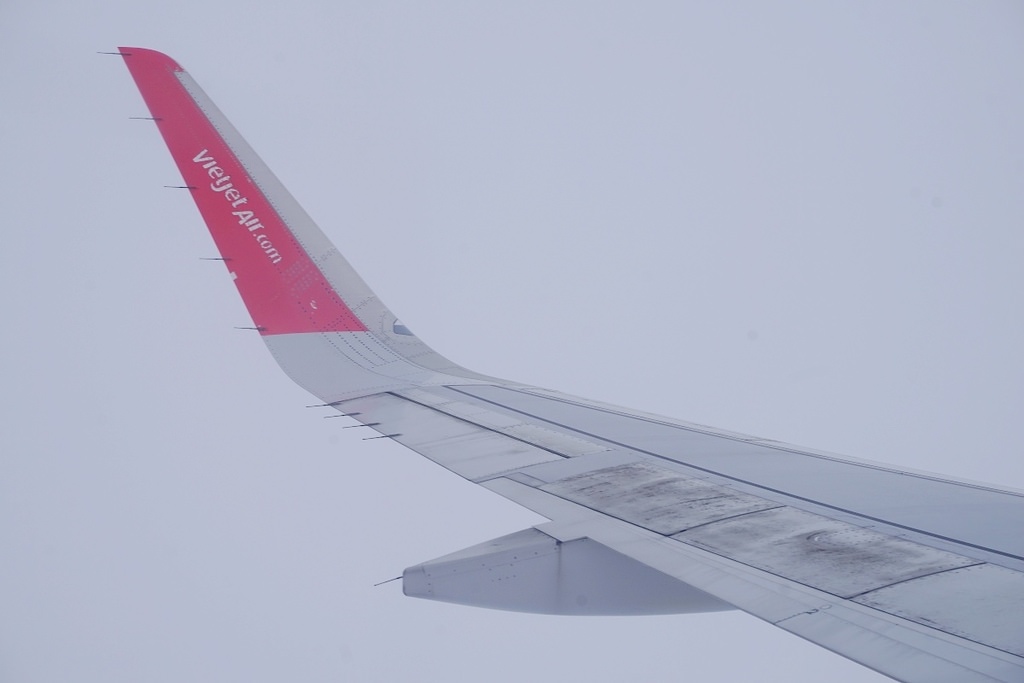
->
{"left": 117, "top": 46, "right": 183, "bottom": 72}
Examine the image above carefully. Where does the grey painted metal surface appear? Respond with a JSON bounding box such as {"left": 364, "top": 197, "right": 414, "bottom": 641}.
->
{"left": 677, "top": 506, "right": 977, "bottom": 598}
{"left": 341, "top": 392, "right": 562, "bottom": 481}
{"left": 399, "top": 388, "right": 610, "bottom": 456}
{"left": 403, "top": 528, "right": 733, "bottom": 615}
{"left": 853, "top": 563, "right": 1024, "bottom": 658}
{"left": 541, "top": 462, "right": 780, "bottom": 534}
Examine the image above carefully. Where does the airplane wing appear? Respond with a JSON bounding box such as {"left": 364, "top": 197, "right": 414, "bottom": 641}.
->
{"left": 119, "top": 47, "right": 1024, "bottom": 683}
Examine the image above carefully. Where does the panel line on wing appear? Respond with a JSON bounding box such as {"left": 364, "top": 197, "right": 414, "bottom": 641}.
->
{"left": 491, "top": 386, "right": 1024, "bottom": 497}
{"left": 396, "top": 388, "right": 610, "bottom": 460}
{"left": 447, "top": 385, "right": 1024, "bottom": 565}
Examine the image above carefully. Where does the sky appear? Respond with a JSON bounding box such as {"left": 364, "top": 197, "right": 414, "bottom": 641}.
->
{"left": 1, "top": 2, "right": 1023, "bottom": 682}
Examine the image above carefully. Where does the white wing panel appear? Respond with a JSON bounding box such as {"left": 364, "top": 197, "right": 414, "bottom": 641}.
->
{"left": 398, "top": 387, "right": 611, "bottom": 456}
{"left": 338, "top": 392, "right": 563, "bottom": 481}
{"left": 853, "top": 564, "right": 1024, "bottom": 658}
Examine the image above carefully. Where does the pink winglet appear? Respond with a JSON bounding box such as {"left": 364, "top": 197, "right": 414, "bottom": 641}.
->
{"left": 120, "top": 47, "right": 367, "bottom": 335}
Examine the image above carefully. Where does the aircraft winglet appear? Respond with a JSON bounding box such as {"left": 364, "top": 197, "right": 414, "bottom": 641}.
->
{"left": 120, "top": 47, "right": 367, "bottom": 335}
{"left": 120, "top": 48, "right": 495, "bottom": 401}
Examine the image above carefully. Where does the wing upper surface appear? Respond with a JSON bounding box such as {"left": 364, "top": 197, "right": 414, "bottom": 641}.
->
{"left": 338, "top": 386, "right": 1024, "bottom": 682}
{"left": 120, "top": 48, "right": 1024, "bottom": 683}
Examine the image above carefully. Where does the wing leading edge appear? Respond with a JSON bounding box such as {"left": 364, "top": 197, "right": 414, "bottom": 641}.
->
{"left": 119, "top": 48, "right": 1024, "bottom": 683}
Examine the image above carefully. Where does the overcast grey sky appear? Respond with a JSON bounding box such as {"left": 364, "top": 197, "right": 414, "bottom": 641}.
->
{"left": 1, "top": 2, "right": 1022, "bottom": 682}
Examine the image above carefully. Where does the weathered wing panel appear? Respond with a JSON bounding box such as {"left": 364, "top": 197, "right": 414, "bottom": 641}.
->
{"left": 452, "top": 384, "right": 1024, "bottom": 564}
